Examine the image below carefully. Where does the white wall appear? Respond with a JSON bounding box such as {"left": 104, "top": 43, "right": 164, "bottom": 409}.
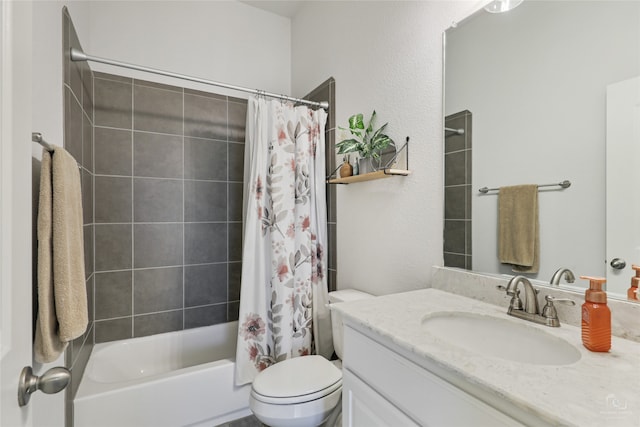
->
{"left": 446, "top": 1, "right": 640, "bottom": 282}
{"left": 87, "top": 1, "right": 291, "bottom": 97}
{"left": 292, "top": 1, "right": 480, "bottom": 296}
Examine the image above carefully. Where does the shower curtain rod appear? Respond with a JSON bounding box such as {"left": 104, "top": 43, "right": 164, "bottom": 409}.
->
{"left": 70, "top": 48, "right": 329, "bottom": 109}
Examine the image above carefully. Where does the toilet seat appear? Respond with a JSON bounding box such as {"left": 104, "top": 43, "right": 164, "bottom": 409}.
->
{"left": 251, "top": 355, "right": 342, "bottom": 405}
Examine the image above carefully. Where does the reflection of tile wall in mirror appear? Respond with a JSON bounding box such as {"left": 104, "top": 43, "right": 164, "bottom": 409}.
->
{"left": 444, "top": 111, "right": 472, "bottom": 270}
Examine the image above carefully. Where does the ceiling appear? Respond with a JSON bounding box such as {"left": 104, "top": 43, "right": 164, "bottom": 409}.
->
{"left": 239, "top": 1, "right": 306, "bottom": 18}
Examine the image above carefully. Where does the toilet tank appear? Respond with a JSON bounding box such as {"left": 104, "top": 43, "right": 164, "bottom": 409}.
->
{"left": 329, "top": 289, "right": 374, "bottom": 360}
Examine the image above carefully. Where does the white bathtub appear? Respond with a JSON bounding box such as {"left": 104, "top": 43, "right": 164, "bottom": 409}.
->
{"left": 74, "top": 321, "right": 251, "bottom": 427}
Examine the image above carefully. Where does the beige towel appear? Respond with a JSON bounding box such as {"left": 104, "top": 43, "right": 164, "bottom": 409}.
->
{"left": 35, "top": 148, "right": 88, "bottom": 363}
{"left": 498, "top": 184, "right": 539, "bottom": 274}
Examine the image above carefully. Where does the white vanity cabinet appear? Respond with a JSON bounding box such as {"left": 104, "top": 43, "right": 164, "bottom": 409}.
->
{"left": 341, "top": 325, "right": 525, "bottom": 427}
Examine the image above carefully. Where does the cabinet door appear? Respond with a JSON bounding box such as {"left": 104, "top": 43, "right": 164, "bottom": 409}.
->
{"left": 342, "top": 369, "right": 419, "bottom": 427}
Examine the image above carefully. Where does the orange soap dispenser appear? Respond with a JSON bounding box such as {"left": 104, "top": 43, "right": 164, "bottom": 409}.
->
{"left": 628, "top": 265, "right": 640, "bottom": 301}
{"left": 580, "top": 276, "right": 611, "bottom": 352}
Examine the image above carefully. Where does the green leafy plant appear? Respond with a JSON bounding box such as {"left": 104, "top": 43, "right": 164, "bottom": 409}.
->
{"left": 336, "top": 111, "right": 393, "bottom": 160}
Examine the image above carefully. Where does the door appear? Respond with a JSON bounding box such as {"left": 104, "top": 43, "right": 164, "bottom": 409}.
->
{"left": 606, "top": 76, "right": 640, "bottom": 296}
{"left": 1, "top": 0, "right": 34, "bottom": 425}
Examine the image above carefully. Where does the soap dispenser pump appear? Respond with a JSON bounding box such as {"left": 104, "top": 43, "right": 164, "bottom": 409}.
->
{"left": 627, "top": 264, "right": 640, "bottom": 301}
{"left": 580, "top": 276, "right": 611, "bottom": 352}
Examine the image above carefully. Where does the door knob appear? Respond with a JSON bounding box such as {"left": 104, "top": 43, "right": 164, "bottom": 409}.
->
{"left": 610, "top": 258, "right": 627, "bottom": 270}
{"left": 18, "top": 366, "right": 70, "bottom": 407}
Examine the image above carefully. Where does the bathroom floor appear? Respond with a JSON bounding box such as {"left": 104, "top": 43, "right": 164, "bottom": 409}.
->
{"left": 215, "top": 415, "right": 265, "bottom": 427}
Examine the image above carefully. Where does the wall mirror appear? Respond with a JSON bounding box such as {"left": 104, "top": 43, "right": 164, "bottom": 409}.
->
{"left": 443, "top": 0, "right": 640, "bottom": 301}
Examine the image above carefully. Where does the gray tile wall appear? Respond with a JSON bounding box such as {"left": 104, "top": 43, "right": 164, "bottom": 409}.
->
{"left": 62, "top": 7, "right": 94, "bottom": 425}
{"left": 304, "top": 78, "right": 337, "bottom": 291}
{"left": 444, "top": 111, "right": 472, "bottom": 270}
{"left": 92, "top": 72, "right": 247, "bottom": 343}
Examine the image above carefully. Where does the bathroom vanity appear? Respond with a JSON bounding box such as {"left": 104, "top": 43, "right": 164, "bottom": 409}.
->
{"left": 333, "top": 288, "right": 640, "bottom": 427}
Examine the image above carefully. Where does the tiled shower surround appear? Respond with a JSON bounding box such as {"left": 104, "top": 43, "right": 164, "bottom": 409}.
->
{"left": 92, "top": 72, "right": 248, "bottom": 342}
{"left": 444, "top": 110, "right": 472, "bottom": 270}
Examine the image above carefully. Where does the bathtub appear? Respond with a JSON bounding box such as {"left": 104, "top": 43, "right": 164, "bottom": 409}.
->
{"left": 74, "top": 321, "right": 251, "bottom": 427}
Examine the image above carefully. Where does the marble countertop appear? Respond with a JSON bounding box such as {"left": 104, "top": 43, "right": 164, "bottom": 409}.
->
{"left": 333, "top": 288, "right": 640, "bottom": 427}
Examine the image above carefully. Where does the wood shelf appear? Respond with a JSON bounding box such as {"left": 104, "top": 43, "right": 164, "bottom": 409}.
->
{"left": 327, "top": 169, "right": 411, "bottom": 185}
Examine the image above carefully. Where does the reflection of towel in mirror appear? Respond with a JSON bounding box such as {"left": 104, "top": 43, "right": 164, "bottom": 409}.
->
{"left": 35, "top": 148, "right": 88, "bottom": 363}
{"left": 498, "top": 184, "right": 539, "bottom": 274}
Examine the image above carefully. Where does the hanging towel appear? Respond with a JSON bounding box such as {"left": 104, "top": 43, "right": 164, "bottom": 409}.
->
{"left": 498, "top": 184, "right": 539, "bottom": 274}
{"left": 35, "top": 148, "right": 88, "bottom": 363}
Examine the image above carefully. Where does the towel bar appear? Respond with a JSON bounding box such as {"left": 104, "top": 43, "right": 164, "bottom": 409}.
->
{"left": 479, "top": 180, "right": 571, "bottom": 194}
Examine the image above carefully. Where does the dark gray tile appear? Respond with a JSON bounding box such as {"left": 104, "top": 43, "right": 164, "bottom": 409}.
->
{"left": 93, "top": 72, "right": 132, "bottom": 84}
{"left": 328, "top": 223, "right": 336, "bottom": 270}
{"left": 82, "top": 112, "right": 93, "bottom": 172}
{"left": 444, "top": 253, "right": 466, "bottom": 269}
{"left": 82, "top": 169, "right": 93, "bottom": 225}
{"left": 184, "top": 93, "right": 227, "bottom": 140}
{"left": 81, "top": 63, "right": 94, "bottom": 124}
{"left": 185, "top": 263, "right": 227, "bottom": 307}
{"left": 444, "top": 220, "right": 466, "bottom": 254}
{"left": 134, "top": 310, "right": 182, "bottom": 337}
{"left": 228, "top": 222, "right": 243, "bottom": 262}
{"left": 134, "top": 267, "right": 183, "bottom": 314}
{"left": 65, "top": 88, "right": 83, "bottom": 163}
{"left": 134, "top": 224, "right": 183, "bottom": 268}
{"left": 327, "top": 131, "right": 336, "bottom": 172}
{"left": 185, "top": 304, "right": 227, "bottom": 329}
{"left": 95, "top": 317, "right": 132, "bottom": 343}
{"left": 228, "top": 100, "right": 247, "bottom": 142}
{"left": 444, "top": 186, "right": 466, "bottom": 220}
{"left": 134, "top": 78, "right": 182, "bottom": 93}
{"left": 328, "top": 184, "right": 337, "bottom": 223}
{"left": 228, "top": 143, "right": 244, "bottom": 182}
{"left": 94, "top": 127, "right": 132, "bottom": 176}
{"left": 228, "top": 414, "right": 263, "bottom": 427}
{"left": 134, "top": 178, "right": 183, "bottom": 222}
{"left": 184, "top": 88, "right": 226, "bottom": 100}
{"left": 95, "top": 224, "right": 132, "bottom": 271}
{"left": 184, "top": 138, "right": 227, "bottom": 181}
{"left": 95, "top": 271, "right": 132, "bottom": 320}
{"left": 133, "top": 85, "right": 183, "bottom": 135}
{"left": 86, "top": 276, "right": 94, "bottom": 328}
{"left": 465, "top": 185, "right": 472, "bottom": 220}
{"left": 445, "top": 114, "right": 466, "bottom": 153}
{"left": 228, "top": 262, "right": 242, "bottom": 301}
{"left": 95, "top": 176, "right": 132, "bottom": 223}
{"left": 83, "top": 225, "right": 94, "bottom": 279}
{"left": 133, "top": 131, "right": 183, "bottom": 178}
{"left": 466, "top": 255, "right": 473, "bottom": 270}
{"left": 185, "top": 180, "right": 227, "bottom": 222}
{"left": 94, "top": 78, "right": 133, "bottom": 129}
{"left": 466, "top": 220, "right": 472, "bottom": 255}
{"left": 185, "top": 223, "right": 227, "bottom": 264}
{"left": 444, "top": 151, "right": 466, "bottom": 187}
{"left": 328, "top": 269, "right": 337, "bottom": 292}
{"left": 228, "top": 183, "right": 243, "bottom": 222}
{"left": 227, "top": 301, "right": 240, "bottom": 322}
{"left": 69, "top": 22, "right": 83, "bottom": 102}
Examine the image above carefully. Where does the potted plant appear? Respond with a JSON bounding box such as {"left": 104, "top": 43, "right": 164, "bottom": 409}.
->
{"left": 336, "top": 111, "right": 395, "bottom": 174}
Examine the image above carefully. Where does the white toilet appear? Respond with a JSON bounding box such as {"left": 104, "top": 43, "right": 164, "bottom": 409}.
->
{"left": 249, "top": 289, "right": 373, "bottom": 427}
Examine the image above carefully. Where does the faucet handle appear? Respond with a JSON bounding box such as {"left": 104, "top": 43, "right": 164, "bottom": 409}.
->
{"left": 542, "top": 295, "right": 576, "bottom": 327}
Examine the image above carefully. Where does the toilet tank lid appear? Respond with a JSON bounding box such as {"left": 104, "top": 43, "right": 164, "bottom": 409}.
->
{"left": 328, "top": 289, "right": 374, "bottom": 304}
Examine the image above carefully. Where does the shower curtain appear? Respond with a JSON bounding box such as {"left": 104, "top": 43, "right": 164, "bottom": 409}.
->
{"left": 235, "top": 97, "right": 333, "bottom": 386}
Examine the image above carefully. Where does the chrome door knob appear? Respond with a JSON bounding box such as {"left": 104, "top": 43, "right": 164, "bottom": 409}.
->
{"left": 610, "top": 258, "right": 627, "bottom": 270}
{"left": 18, "top": 366, "right": 70, "bottom": 407}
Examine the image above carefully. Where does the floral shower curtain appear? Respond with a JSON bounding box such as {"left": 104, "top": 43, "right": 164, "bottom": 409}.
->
{"left": 235, "top": 97, "right": 333, "bottom": 386}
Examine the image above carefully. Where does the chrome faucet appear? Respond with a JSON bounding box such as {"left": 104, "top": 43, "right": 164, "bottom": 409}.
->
{"left": 505, "top": 276, "right": 539, "bottom": 315}
{"left": 499, "top": 275, "right": 575, "bottom": 327}
{"left": 550, "top": 268, "right": 575, "bottom": 286}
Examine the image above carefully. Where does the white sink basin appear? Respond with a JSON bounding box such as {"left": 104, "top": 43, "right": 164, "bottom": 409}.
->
{"left": 421, "top": 311, "right": 581, "bottom": 366}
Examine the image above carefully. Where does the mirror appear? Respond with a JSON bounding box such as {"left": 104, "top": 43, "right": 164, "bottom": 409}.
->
{"left": 444, "top": 0, "right": 640, "bottom": 301}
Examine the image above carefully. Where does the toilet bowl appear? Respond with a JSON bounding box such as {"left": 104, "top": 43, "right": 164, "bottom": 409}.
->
{"left": 249, "top": 289, "right": 373, "bottom": 427}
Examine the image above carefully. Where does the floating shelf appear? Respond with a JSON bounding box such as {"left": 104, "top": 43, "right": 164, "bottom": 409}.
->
{"left": 327, "top": 168, "right": 411, "bottom": 185}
